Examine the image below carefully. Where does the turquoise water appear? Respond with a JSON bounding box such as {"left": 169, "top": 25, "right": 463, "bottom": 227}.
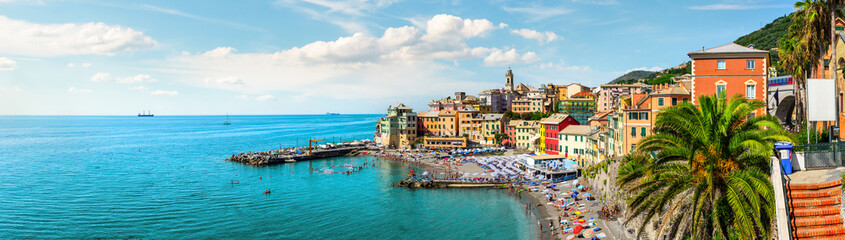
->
{"left": 0, "top": 115, "right": 537, "bottom": 239}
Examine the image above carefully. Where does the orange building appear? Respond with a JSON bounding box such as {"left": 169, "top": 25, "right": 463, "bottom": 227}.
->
{"left": 621, "top": 84, "right": 692, "bottom": 154}
{"left": 417, "top": 111, "right": 440, "bottom": 136}
{"left": 688, "top": 43, "right": 769, "bottom": 116}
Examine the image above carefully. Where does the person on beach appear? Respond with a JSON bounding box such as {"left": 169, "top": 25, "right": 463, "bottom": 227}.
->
{"left": 538, "top": 221, "right": 542, "bottom": 233}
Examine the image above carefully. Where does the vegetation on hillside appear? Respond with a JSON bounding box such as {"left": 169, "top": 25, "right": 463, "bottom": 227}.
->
{"left": 735, "top": 14, "right": 793, "bottom": 51}
{"left": 617, "top": 94, "right": 792, "bottom": 240}
{"left": 609, "top": 70, "right": 656, "bottom": 84}
{"left": 503, "top": 111, "right": 552, "bottom": 121}
{"left": 613, "top": 62, "right": 691, "bottom": 85}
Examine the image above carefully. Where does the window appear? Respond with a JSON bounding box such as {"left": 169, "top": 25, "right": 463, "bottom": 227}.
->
{"left": 631, "top": 127, "right": 636, "bottom": 137}
{"left": 641, "top": 127, "right": 646, "bottom": 137}
{"left": 672, "top": 98, "right": 678, "bottom": 106}
{"left": 746, "top": 85, "right": 755, "bottom": 99}
{"left": 717, "top": 60, "right": 726, "bottom": 70}
{"left": 717, "top": 85, "right": 726, "bottom": 96}
{"left": 746, "top": 60, "right": 755, "bottom": 69}
{"left": 658, "top": 97, "right": 664, "bottom": 106}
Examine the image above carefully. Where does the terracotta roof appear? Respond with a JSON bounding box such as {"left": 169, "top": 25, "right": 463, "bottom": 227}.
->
{"left": 480, "top": 114, "right": 503, "bottom": 121}
{"left": 539, "top": 113, "right": 571, "bottom": 125}
{"left": 418, "top": 111, "right": 440, "bottom": 117}
{"left": 688, "top": 43, "right": 767, "bottom": 55}
{"left": 652, "top": 86, "right": 691, "bottom": 96}
{"left": 560, "top": 125, "right": 591, "bottom": 135}
{"left": 438, "top": 110, "right": 457, "bottom": 116}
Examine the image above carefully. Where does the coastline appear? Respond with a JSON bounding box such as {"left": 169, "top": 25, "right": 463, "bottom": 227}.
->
{"left": 370, "top": 150, "right": 555, "bottom": 240}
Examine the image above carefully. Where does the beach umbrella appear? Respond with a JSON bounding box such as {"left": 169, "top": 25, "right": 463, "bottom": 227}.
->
{"left": 422, "top": 171, "right": 429, "bottom": 175}
{"left": 582, "top": 229, "right": 594, "bottom": 238}
{"left": 440, "top": 172, "right": 445, "bottom": 175}
{"left": 566, "top": 235, "right": 576, "bottom": 240}
{"left": 574, "top": 225, "right": 583, "bottom": 234}
{"left": 550, "top": 184, "right": 557, "bottom": 187}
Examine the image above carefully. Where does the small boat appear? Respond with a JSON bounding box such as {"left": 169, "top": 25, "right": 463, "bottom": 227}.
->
{"left": 326, "top": 112, "right": 340, "bottom": 115}
{"left": 138, "top": 110, "right": 154, "bottom": 117}
{"left": 223, "top": 113, "right": 231, "bottom": 125}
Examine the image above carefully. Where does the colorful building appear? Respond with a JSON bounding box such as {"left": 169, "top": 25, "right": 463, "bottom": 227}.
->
{"left": 458, "top": 106, "right": 481, "bottom": 142}
{"left": 480, "top": 114, "right": 507, "bottom": 145}
{"left": 621, "top": 84, "right": 692, "bottom": 154}
{"left": 539, "top": 114, "right": 580, "bottom": 155}
{"left": 597, "top": 83, "right": 648, "bottom": 112}
{"left": 557, "top": 91, "right": 596, "bottom": 124}
{"left": 437, "top": 110, "right": 459, "bottom": 136}
{"left": 417, "top": 110, "right": 440, "bottom": 136}
{"left": 688, "top": 43, "right": 769, "bottom": 116}
{"left": 513, "top": 120, "right": 540, "bottom": 150}
{"left": 375, "top": 103, "right": 418, "bottom": 149}
{"left": 558, "top": 125, "right": 593, "bottom": 166}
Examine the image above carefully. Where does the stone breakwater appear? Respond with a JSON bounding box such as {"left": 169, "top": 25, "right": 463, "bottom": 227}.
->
{"left": 395, "top": 179, "right": 512, "bottom": 189}
{"left": 226, "top": 146, "right": 369, "bottom": 166}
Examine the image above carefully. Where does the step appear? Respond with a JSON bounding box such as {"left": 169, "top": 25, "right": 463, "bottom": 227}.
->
{"left": 790, "top": 188, "right": 843, "bottom": 199}
{"left": 793, "top": 225, "right": 845, "bottom": 238}
{"left": 793, "top": 215, "right": 844, "bottom": 227}
{"left": 790, "top": 197, "right": 842, "bottom": 209}
{"left": 789, "top": 179, "right": 842, "bottom": 191}
{"left": 793, "top": 206, "right": 842, "bottom": 217}
{"left": 795, "top": 235, "right": 845, "bottom": 240}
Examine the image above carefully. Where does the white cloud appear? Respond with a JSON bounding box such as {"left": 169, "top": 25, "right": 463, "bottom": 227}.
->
{"left": 539, "top": 61, "right": 591, "bottom": 72}
{"left": 150, "top": 90, "right": 178, "bottom": 96}
{"left": 131, "top": 85, "right": 148, "bottom": 91}
{"left": 205, "top": 76, "right": 245, "bottom": 86}
{"left": 688, "top": 4, "right": 789, "bottom": 10}
{"left": 164, "top": 14, "right": 532, "bottom": 101}
{"left": 511, "top": 29, "right": 560, "bottom": 44}
{"left": 91, "top": 72, "right": 112, "bottom": 82}
{"left": 202, "top": 47, "right": 236, "bottom": 57}
{"left": 91, "top": 73, "right": 156, "bottom": 83}
{"left": 503, "top": 6, "right": 572, "bottom": 21}
{"left": 625, "top": 66, "right": 663, "bottom": 72}
{"left": 0, "top": 57, "right": 16, "bottom": 71}
{"left": 255, "top": 94, "right": 276, "bottom": 101}
{"left": 483, "top": 49, "right": 539, "bottom": 66}
{"left": 0, "top": 15, "right": 156, "bottom": 56}
{"left": 117, "top": 74, "right": 156, "bottom": 84}
{"left": 67, "top": 62, "right": 92, "bottom": 68}
{"left": 67, "top": 87, "right": 92, "bottom": 93}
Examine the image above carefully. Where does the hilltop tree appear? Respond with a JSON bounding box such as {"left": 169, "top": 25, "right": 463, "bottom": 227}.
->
{"left": 779, "top": 0, "right": 830, "bottom": 130}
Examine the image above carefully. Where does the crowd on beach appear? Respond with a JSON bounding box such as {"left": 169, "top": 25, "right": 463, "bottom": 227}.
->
{"left": 371, "top": 148, "right": 623, "bottom": 240}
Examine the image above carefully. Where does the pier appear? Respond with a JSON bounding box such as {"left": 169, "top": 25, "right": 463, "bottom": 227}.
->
{"left": 226, "top": 141, "right": 373, "bottom": 166}
{"left": 395, "top": 178, "right": 515, "bottom": 189}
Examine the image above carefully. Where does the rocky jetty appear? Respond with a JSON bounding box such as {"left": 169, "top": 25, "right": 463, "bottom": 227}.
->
{"left": 395, "top": 179, "right": 440, "bottom": 189}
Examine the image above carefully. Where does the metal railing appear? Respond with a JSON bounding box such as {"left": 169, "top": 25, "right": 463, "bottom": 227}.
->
{"left": 774, "top": 151, "right": 793, "bottom": 240}
{"left": 800, "top": 142, "right": 845, "bottom": 169}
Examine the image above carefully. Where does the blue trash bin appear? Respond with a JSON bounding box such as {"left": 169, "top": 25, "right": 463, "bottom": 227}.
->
{"left": 774, "top": 141, "right": 793, "bottom": 175}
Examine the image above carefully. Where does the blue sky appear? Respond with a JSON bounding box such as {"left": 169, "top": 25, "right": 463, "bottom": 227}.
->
{"left": 0, "top": 0, "right": 793, "bottom": 115}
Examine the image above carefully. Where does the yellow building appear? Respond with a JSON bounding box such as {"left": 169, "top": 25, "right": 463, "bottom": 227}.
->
{"left": 514, "top": 120, "right": 540, "bottom": 150}
{"left": 437, "top": 110, "right": 459, "bottom": 136}
{"left": 480, "top": 114, "right": 507, "bottom": 145}
{"left": 423, "top": 136, "right": 468, "bottom": 148}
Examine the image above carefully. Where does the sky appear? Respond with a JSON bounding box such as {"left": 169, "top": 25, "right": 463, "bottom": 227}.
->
{"left": 0, "top": 0, "right": 794, "bottom": 115}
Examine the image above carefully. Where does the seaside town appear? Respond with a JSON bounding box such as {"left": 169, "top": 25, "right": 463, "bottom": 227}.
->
{"left": 9, "top": 1, "right": 845, "bottom": 240}
{"left": 366, "top": 14, "right": 845, "bottom": 240}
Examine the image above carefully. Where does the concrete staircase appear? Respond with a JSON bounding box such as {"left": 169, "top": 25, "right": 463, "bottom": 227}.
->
{"left": 788, "top": 179, "right": 845, "bottom": 240}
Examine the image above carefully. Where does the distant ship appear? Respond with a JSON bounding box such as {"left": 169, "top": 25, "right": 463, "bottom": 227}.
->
{"left": 138, "top": 110, "right": 154, "bottom": 117}
{"left": 223, "top": 113, "right": 231, "bottom": 125}
{"left": 326, "top": 112, "right": 340, "bottom": 115}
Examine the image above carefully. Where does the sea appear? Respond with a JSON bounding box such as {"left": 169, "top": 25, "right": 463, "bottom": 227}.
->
{"left": 0, "top": 115, "right": 538, "bottom": 239}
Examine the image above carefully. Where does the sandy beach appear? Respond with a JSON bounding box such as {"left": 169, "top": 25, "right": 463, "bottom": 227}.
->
{"left": 372, "top": 149, "right": 630, "bottom": 240}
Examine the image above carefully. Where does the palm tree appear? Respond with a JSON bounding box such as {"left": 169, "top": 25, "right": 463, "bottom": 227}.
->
{"left": 780, "top": 0, "right": 831, "bottom": 130}
{"left": 617, "top": 94, "right": 793, "bottom": 240}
